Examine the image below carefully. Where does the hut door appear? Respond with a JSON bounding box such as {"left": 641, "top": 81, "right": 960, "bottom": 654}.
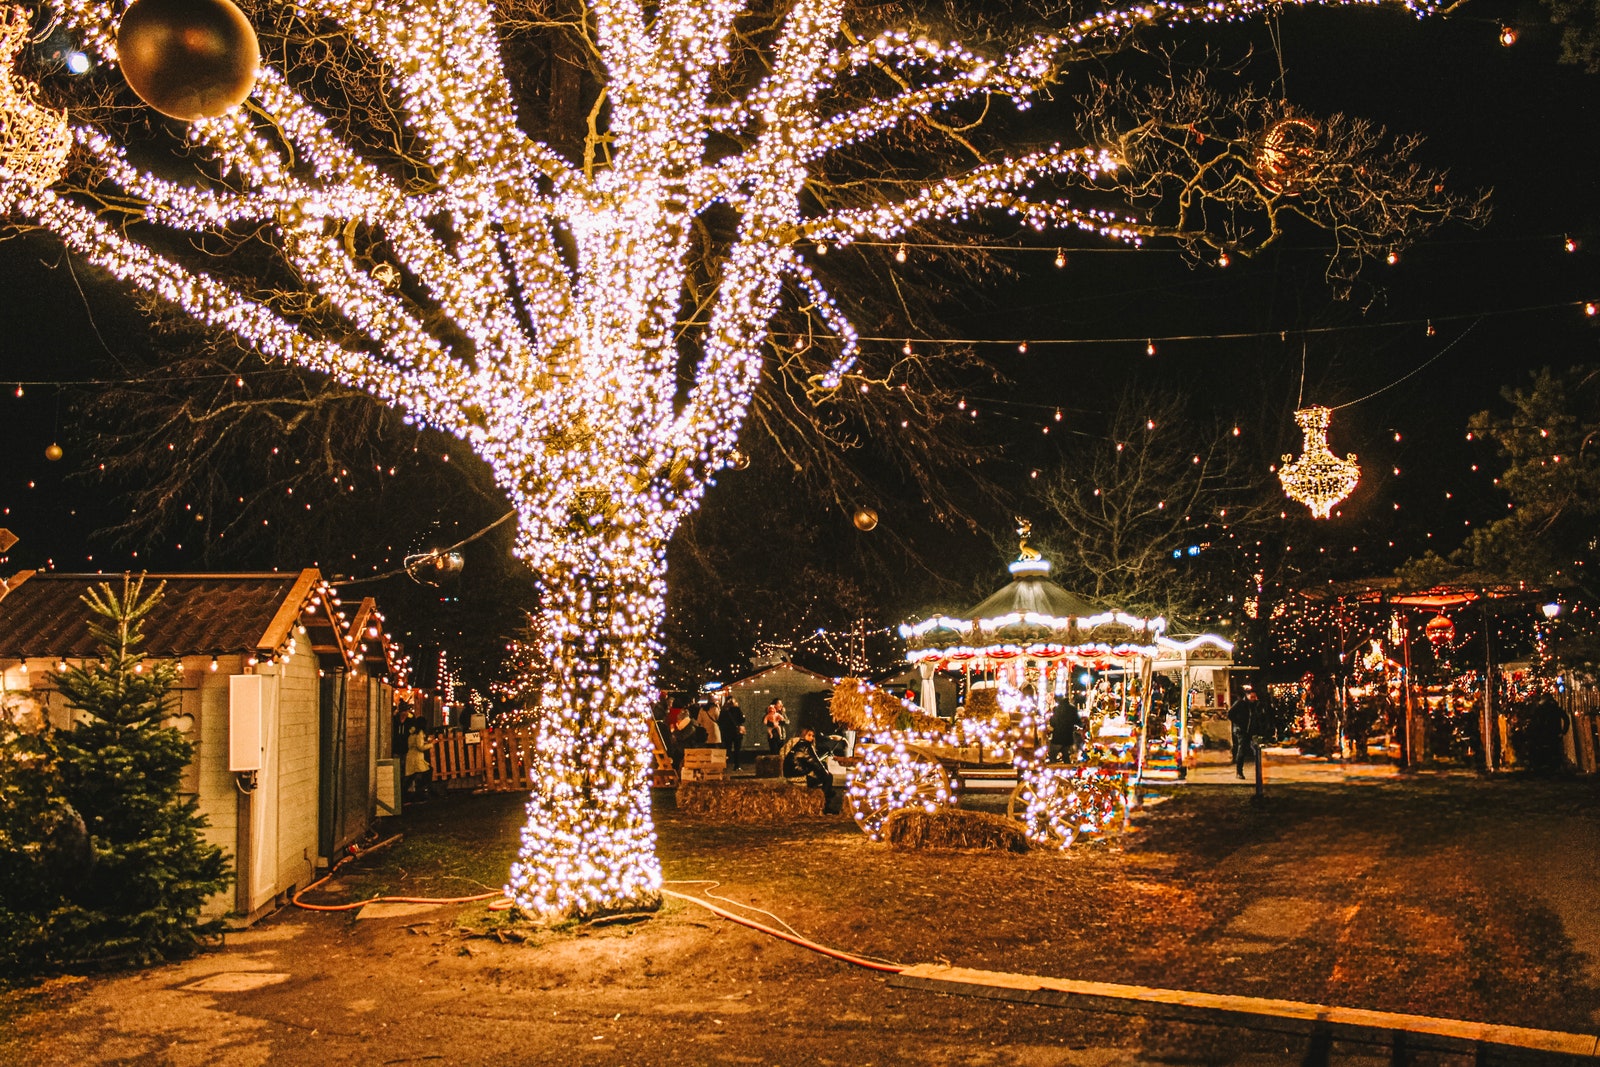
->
{"left": 317, "top": 668, "right": 347, "bottom": 864}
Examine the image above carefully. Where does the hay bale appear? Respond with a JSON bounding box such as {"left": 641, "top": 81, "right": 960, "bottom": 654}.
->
{"left": 828, "top": 677, "right": 880, "bottom": 732}
{"left": 675, "top": 779, "right": 826, "bottom": 821}
{"left": 881, "top": 807, "right": 1030, "bottom": 853}
{"left": 831, "top": 677, "right": 948, "bottom": 736}
{"left": 963, "top": 687, "right": 1001, "bottom": 720}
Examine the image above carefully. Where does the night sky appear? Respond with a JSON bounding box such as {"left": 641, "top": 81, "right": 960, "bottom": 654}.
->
{"left": 1, "top": 2, "right": 1597, "bottom": 686}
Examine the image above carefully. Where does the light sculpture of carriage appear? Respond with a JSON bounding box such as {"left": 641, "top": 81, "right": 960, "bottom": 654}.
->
{"left": 839, "top": 535, "right": 1167, "bottom": 848}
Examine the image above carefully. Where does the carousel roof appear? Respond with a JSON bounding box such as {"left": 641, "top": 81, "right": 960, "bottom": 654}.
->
{"left": 900, "top": 551, "right": 1164, "bottom": 664}
{"left": 966, "top": 560, "right": 1110, "bottom": 621}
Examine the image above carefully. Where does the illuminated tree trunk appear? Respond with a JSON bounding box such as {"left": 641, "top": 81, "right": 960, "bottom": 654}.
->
{"left": 504, "top": 538, "right": 667, "bottom": 919}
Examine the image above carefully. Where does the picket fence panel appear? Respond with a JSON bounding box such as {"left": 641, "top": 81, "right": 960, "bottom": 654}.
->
{"left": 427, "top": 727, "right": 537, "bottom": 791}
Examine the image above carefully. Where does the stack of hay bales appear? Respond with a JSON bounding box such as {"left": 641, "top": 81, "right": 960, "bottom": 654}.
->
{"left": 882, "top": 808, "right": 1029, "bottom": 852}
{"left": 830, "top": 677, "right": 945, "bottom": 736}
{"left": 675, "top": 779, "right": 828, "bottom": 820}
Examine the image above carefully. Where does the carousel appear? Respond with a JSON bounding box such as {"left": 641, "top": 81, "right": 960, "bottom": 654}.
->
{"left": 837, "top": 524, "right": 1170, "bottom": 848}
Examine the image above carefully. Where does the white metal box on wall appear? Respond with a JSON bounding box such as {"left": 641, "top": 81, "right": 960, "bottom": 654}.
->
{"left": 229, "top": 674, "right": 263, "bottom": 772}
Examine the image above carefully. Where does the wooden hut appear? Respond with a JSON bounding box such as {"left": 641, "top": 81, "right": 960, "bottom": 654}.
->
{"left": 0, "top": 569, "right": 410, "bottom": 922}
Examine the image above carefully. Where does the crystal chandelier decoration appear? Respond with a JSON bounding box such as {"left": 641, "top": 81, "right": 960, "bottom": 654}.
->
{"left": 1279, "top": 405, "right": 1360, "bottom": 518}
{"left": 0, "top": 7, "right": 71, "bottom": 195}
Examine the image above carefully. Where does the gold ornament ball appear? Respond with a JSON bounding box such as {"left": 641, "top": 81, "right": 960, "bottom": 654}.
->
{"left": 44, "top": 443, "right": 63, "bottom": 462}
{"left": 852, "top": 507, "right": 879, "bottom": 532}
{"left": 729, "top": 449, "right": 750, "bottom": 471}
{"left": 117, "top": 0, "right": 260, "bottom": 122}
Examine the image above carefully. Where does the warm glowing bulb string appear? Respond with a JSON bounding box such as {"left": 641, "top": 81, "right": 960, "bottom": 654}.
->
{"left": 1, "top": 298, "right": 1584, "bottom": 398}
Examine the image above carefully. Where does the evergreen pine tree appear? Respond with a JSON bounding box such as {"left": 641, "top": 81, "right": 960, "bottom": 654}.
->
{"left": 4, "top": 577, "right": 231, "bottom": 972}
{"left": 0, "top": 706, "right": 80, "bottom": 973}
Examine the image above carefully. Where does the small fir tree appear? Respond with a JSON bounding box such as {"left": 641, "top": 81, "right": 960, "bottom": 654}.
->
{"left": 7, "top": 577, "right": 231, "bottom": 972}
{"left": 0, "top": 704, "right": 82, "bottom": 973}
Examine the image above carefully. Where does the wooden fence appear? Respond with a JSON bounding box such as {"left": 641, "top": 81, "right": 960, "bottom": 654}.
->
{"left": 1564, "top": 689, "right": 1600, "bottom": 774}
{"left": 428, "top": 726, "right": 536, "bottom": 792}
{"left": 427, "top": 721, "right": 677, "bottom": 791}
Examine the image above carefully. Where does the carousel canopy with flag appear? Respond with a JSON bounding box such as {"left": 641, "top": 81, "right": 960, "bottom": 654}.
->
{"left": 899, "top": 544, "right": 1165, "bottom": 670}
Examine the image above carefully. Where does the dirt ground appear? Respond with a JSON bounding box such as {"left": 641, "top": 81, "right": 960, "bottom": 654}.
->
{"left": 2, "top": 767, "right": 1598, "bottom": 1067}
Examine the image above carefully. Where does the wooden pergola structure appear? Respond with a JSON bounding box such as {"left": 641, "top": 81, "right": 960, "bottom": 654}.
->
{"left": 1300, "top": 575, "right": 1558, "bottom": 769}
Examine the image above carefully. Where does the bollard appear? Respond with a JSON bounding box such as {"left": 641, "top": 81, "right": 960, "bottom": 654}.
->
{"left": 1252, "top": 735, "right": 1266, "bottom": 803}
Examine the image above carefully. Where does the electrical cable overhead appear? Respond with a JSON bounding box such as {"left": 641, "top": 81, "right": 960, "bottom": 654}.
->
{"left": 332, "top": 509, "right": 516, "bottom": 586}
{"left": 1330, "top": 318, "right": 1483, "bottom": 410}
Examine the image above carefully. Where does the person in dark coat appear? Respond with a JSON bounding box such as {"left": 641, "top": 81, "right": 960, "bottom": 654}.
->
{"left": 783, "top": 728, "right": 840, "bottom": 813}
{"left": 1047, "top": 697, "right": 1080, "bottom": 763}
{"left": 719, "top": 697, "right": 746, "bottom": 770}
{"left": 1228, "top": 687, "right": 1265, "bottom": 779}
{"left": 1523, "top": 694, "right": 1572, "bottom": 774}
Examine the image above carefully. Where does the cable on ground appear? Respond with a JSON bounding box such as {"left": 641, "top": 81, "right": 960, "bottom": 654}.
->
{"left": 661, "top": 885, "right": 904, "bottom": 974}
{"left": 290, "top": 856, "right": 898, "bottom": 974}
{"left": 290, "top": 833, "right": 505, "bottom": 912}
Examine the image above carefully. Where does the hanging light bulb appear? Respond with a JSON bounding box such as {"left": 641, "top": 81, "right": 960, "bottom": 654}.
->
{"left": 1146, "top": 340, "right": 1157, "bottom": 356}
{"left": 894, "top": 244, "right": 907, "bottom": 263}
{"left": 1499, "top": 24, "right": 1518, "bottom": 46}
{"left": 1054, "top": 249, "right": 1067, "bottom": 268}
{"left": 1279, "top": 406, "right": 1361, "bottom": 519}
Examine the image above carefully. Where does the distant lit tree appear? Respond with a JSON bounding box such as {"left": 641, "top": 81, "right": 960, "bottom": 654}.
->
{"left": 1403, "top": 366, "right": 1600, "bottom": 594}
{"left": 1035, "top": 388, "right": 1278, "bottom": 623}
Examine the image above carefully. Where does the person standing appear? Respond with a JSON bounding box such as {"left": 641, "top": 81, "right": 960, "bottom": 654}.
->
{"left": 695, "top": 700, "right": 721, "bottom": 747}
{"left": 720, "top": 697, "right": 746, "bottom": 770}
{"left": 763, "top": 699, "right": 789, "bottom": 751}
{"left": 1228, "top": 687, "right": 1264, "bottom": 779}
{"left": 1047, "top": 696, "right": 1080, "bottom": 763}
{"left": 402, "top": 712, "right": 432, "bottom": 799}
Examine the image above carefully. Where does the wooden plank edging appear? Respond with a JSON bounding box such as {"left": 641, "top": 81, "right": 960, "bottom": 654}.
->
{"left": 888, "top": 964, "right": 1600, "bottom": 1059}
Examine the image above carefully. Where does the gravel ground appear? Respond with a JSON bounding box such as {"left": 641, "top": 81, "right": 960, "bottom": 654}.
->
{"left": 2, "top": 770, "right": 1596, "bottom": 1066}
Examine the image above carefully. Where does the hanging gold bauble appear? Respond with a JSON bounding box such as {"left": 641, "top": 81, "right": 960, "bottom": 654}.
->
{"left": 852, "top": 507, "right": 879, "bottom": 532}
{"left": 1278, "top": 405, "right": 1359, "bottom": 519}
{"left": 728, "top": 449, "right": 750, "bottom": 471}
{"left": 44, "top": 442, "right": 62, "bottom": 461}
{"left": 116, "top": 0, "right": 260, "bottom": 122}
{"left": 1254, "top": 117, "right": 1321, "bottom": 195}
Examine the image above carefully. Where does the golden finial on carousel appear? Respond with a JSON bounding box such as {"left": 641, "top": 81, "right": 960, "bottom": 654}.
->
{"left": 1015, "top": 517, "right": 1042, "bottom": 562}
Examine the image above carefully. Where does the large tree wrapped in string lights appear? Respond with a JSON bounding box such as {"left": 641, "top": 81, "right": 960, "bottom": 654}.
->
{"left": 1, "top": 0, "right": 1476, "bottom": 918}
